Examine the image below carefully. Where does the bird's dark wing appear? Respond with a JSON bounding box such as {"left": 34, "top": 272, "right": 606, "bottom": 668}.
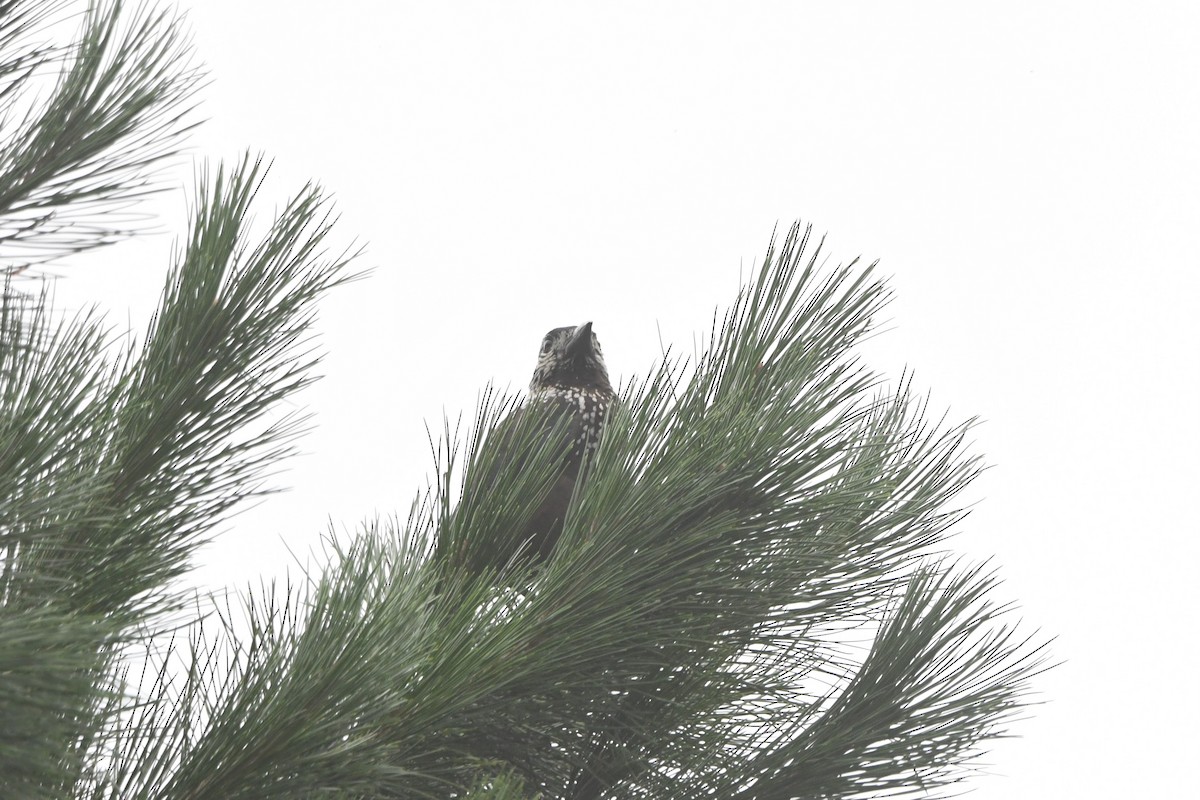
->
{"left": 490, "top": 395, "right": 587, "bottom": 559}
{"left": 444, "top": 396, "right": 583, "bottom": 571}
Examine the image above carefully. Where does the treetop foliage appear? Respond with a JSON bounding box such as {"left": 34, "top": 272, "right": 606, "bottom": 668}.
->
{"left": 0, "top": 2, "right": 1050, "bottom": 798}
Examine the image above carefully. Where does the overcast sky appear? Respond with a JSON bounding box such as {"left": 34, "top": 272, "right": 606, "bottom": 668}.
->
{"left": 58, "top": 2, "right": 1199, "bottom": 797}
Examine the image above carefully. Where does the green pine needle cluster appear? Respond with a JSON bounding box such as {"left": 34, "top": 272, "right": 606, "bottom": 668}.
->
{"left": 0, "top": 2, "right": 1051, "bottom": 799}
{"left": 0, "top": 0, "right": 200, "bottom": 273}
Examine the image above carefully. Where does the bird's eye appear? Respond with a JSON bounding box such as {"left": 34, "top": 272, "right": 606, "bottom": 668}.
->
{"left": 541, "top": 339, "right": 553, "bottom": 354}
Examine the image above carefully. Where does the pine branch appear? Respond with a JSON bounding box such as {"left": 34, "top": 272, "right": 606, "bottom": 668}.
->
{"left": 731, "top": 562, "right": 1051, "bottom": 800}
{"left": 7, "top": 154, "right": 360, "bottom": 622}
{"left": 97, "top": 222, "right": 1049, "bottom": 800}
{"left": 0, "top": 281, "right": 127, "bottom": 799}
{"left": 0, "top": 0, "right": 202, "bottom": 274}
{"left": 1, "top": 155, "right": 359, "bottom": 796}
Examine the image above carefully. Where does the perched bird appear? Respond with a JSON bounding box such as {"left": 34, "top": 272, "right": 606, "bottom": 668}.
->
{"left": 485, "top": 322, "right": 616, "bottom": 563}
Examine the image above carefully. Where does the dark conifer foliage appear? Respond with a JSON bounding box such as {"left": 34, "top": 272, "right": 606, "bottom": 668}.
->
{"left": 0, "top": 3, "right": 1049, "bottom": 799}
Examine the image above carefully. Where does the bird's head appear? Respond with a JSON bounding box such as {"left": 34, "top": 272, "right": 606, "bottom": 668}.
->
{"left": 529, "top": 322, "right": 613, "bottom": 395}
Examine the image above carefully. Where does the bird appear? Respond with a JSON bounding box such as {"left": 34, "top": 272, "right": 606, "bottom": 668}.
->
{"left": 476, "top": 322, "right": 617, "bottom": 564}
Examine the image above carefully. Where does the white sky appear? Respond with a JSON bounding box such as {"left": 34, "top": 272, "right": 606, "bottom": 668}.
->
{"left": 55, "top": 2, "right": 1200, "bottom": 797}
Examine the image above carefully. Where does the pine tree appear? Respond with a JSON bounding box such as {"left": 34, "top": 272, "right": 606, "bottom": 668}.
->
{"left": 0, "top": 3, "right": 1050, "bottom": 798}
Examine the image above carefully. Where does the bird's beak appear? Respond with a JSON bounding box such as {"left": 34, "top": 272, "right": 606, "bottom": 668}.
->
{"left": 566, "top": 321, "right": 594, "bottom": 358}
